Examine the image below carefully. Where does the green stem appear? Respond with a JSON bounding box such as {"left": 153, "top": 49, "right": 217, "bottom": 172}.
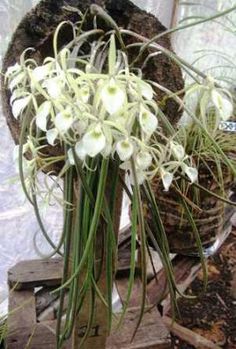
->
{"left": 56, "top": 165, "right": 74, "bottom": 349}
{"left": 53, "top": 158, "right": 109, "bottom": 293}
{"left": 130, "top": 158, "right": 147, "bottom": 339}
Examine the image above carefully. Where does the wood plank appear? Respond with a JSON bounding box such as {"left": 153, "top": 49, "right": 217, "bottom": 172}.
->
{"left": 6, "top": 324, "right": 58, "bottom": 349}
{"left": 147, "top": 255, "right": 200, "bottom": 306}
{"left": 163, "top": 316, "right": 222, "bottom": 349}
{"left": 8, "top": 289, "right": 36, "bottom": 334}
{"left": 7, "top": 289, "right": 37, "bottom": 348}
{"left": 106, "top": 307, "right": 171, "bottom": 349}
{"left": 115, "top": 277, "right": 145, "bottom": 308}
{"left": 8, "top": 258, "right": 63, "bottom": 290}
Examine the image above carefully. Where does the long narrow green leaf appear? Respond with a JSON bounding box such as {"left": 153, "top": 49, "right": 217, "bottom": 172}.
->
{"left": 53, "top": 158, "right": 109, "bottom": 293}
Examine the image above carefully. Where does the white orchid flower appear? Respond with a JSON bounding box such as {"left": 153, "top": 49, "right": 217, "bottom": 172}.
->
{"left": 139, "top": 81, "right": 154, "bottom": 100}
{"left": 5, "top": 62, "right": 22, "bottom": 79}
{"left": 130, "top": 169, "right": 146, "bottom": 185}
{"left": 75, "top": 141, "right": 87, "bottom": 161}
{"left": 136, "top": 151, "right": 152, "bottom": 170}
{"left": 46, "top": 128, "right": 58, "bottom": 146}
{"left": 139, "top": 105, "right": 158, "bottom": 135}
{"left": 170, "top": 141, "right": 185, "bottom": 161}
{"left": 9, "top": 72, "right": 25, "bottom": 91}
{"left": 101, "top": 78, "right": 125, "bottom": 114}
{"left": 182, "top": 164, "right": 198, "bottom": 183}
{"left": 10, "top": 89, "right": 24, "bottom": 106}
{"left": 80, "top": 85, "right": 90, "bottom": 103}
{"left": 116, "top": 139, "right": 134, "bottom": 161}
{"left": 31, "top": 64, "right": 51, "bottom": 82}
{"left": 35, "top": 101, "right": 51, "bottom": 131}
{"left": 12, "top": 95, "right": 31, "bottom": 119}
{"left": 82, "top": 124, "right": 106, "bottom": 157}
{"left": 73, "top": 119, "right": 88, "bottom": 135}
{"left": 211, "top": 90, "right": 233, "bottom": 121}
{"left": 43, "top": 78, "right": 64, "bottom": 99}
{"left": 160, "top": 168, "right": 173, "bottom": 191}
{"left": 55, "top": 108, "right": 74, "bottom": 133}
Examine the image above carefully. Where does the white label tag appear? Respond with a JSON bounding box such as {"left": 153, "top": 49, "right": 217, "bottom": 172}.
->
{"left": 219, "top": 121, "right": 236, "bottom": 132}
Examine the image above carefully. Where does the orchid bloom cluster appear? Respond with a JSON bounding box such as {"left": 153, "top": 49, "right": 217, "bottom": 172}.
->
{"left": 6, "top": 28, "right": 198, "bottom": 190}
{"left": 186, "top": 75, "right": 233, "bottom": 123}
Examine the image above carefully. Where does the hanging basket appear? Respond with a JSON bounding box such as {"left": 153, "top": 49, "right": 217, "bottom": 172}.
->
{"left": 147, "top": 161, "right": 233, "bottom": 255}
{"left": 1, "top": 0, "right": 184, "bottom": 173}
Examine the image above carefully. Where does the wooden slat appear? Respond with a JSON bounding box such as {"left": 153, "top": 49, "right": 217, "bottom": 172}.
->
{"left": 8, "top": 289, "right": 36, "bottom": 334}
{"left": 6, "top": 324, "right": 58, "bottom": 349}
{"left": 106, "top": 307, "right": 171, "bottom": 349}
{"left": 8, "top": 258, "right": 63, "bottom": 290}
{"left": 7, "top": 289, "right": 37, "bottom": 349}
{"left": 147, "top": 255, "right": 200, "bottom": 306}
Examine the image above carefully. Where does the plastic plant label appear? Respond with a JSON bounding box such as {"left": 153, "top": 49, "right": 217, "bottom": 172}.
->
{"left": 219, "top": 121, "right": 236, "bottom": 132}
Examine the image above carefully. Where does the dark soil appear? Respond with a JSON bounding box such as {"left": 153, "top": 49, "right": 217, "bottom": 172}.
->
{"left": 172, "top": 229, "right": 236, "bottom": 348}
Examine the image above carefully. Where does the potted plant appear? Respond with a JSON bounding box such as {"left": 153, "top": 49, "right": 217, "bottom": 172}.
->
{"left": 146, "top": 76, "right": 236, "bottom": 256}
{"left": 1, "top": 1, "right": 236, "bottom": 348}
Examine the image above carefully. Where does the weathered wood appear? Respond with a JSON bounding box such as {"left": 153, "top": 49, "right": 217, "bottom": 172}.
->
{"left": 7, "top": 249, "right": 132, "bottom": 291}
{"left": 7, "top": 323, "right": 58, "bottom": 349}
{"left": 8, "top": 258, "right": 63, "bottom": 290}
{"left": 163, "top": 316, "right": 222, "bottom": 349}
{"left": 106, "top": 308, "right": 171, "bottom": 349}
{"left": 7, "top": 289, "right": 37, "bottom": 349}
{"left": 147, "top": 255, "right": 200, "bottom": 305}
{"left": 8, "top": 289, "right": 36, "bottom": 334}
{"left": 115, "top": 277, "right": 145, "bottom": 308}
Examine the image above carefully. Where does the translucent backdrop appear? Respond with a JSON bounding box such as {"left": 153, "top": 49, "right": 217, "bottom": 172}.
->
{"left": 0, "top": 0, "right": 235, "bottom": 316}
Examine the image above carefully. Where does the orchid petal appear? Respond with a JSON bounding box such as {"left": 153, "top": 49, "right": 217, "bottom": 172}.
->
{"left": 116, "top": 139, "right": 134, "bottom": 161}
{"left": 55, "top": 110, "right": 74, "bottom": 133}
{"left": 130, "top": 169, "right": 146, "bottom": 185}
{"left": 46, "top": 128, "right": 58, "bottom": 146}
{"left": 183, "top": 165, "right": 198, "bottom": 183}
{"left": 80, "top": 85, "right": 90, "bottom": 103}
{"left": 82, "top": 124, "right": 106, "bottom": 157}
{"left": 139, "top": 106, "right": 158, "bottom": 135}
{"left": 75, "top": 141, "right": 87, "bottom": 161}
{"left": 43, "top": 78, "right": 63, "bottom": 99}
{"left": 170, "top": 141, "right": 185, "bottom": 161}
{"left": 32, "top": 64, "right": 51, "bottom": 82}
{"left": 5, "top": 63, "right": 21, "bottom": 79}
{"left": 12, "top": 96, "right": 31, "bottom": 119}
{"left": 136, "top": 151, "right": 152, "bottom": 170}
{"left": 140, "top": 81, "right": 154, "bottom": 100}
{"left": 161, "top": 169, "right": 173, "bottom": 191}
{"left": 9, "top": 72, "right": 25, "bottom": 91}
{"left": 211, "top": 90, "right": 233, "bottom": 121}
{"left": 220, "top": 97, "right": 233, "bottom": 121}
{"left": 101, "top": 79, "right": 125, "bottom": 114}
{"left": 36, "top": 101, "right": 51, "bottom": 131}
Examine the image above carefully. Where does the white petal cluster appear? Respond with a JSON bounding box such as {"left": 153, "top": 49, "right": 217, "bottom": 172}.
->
{"left": 6, "top": 29, "right": 198, "bottom": 189}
